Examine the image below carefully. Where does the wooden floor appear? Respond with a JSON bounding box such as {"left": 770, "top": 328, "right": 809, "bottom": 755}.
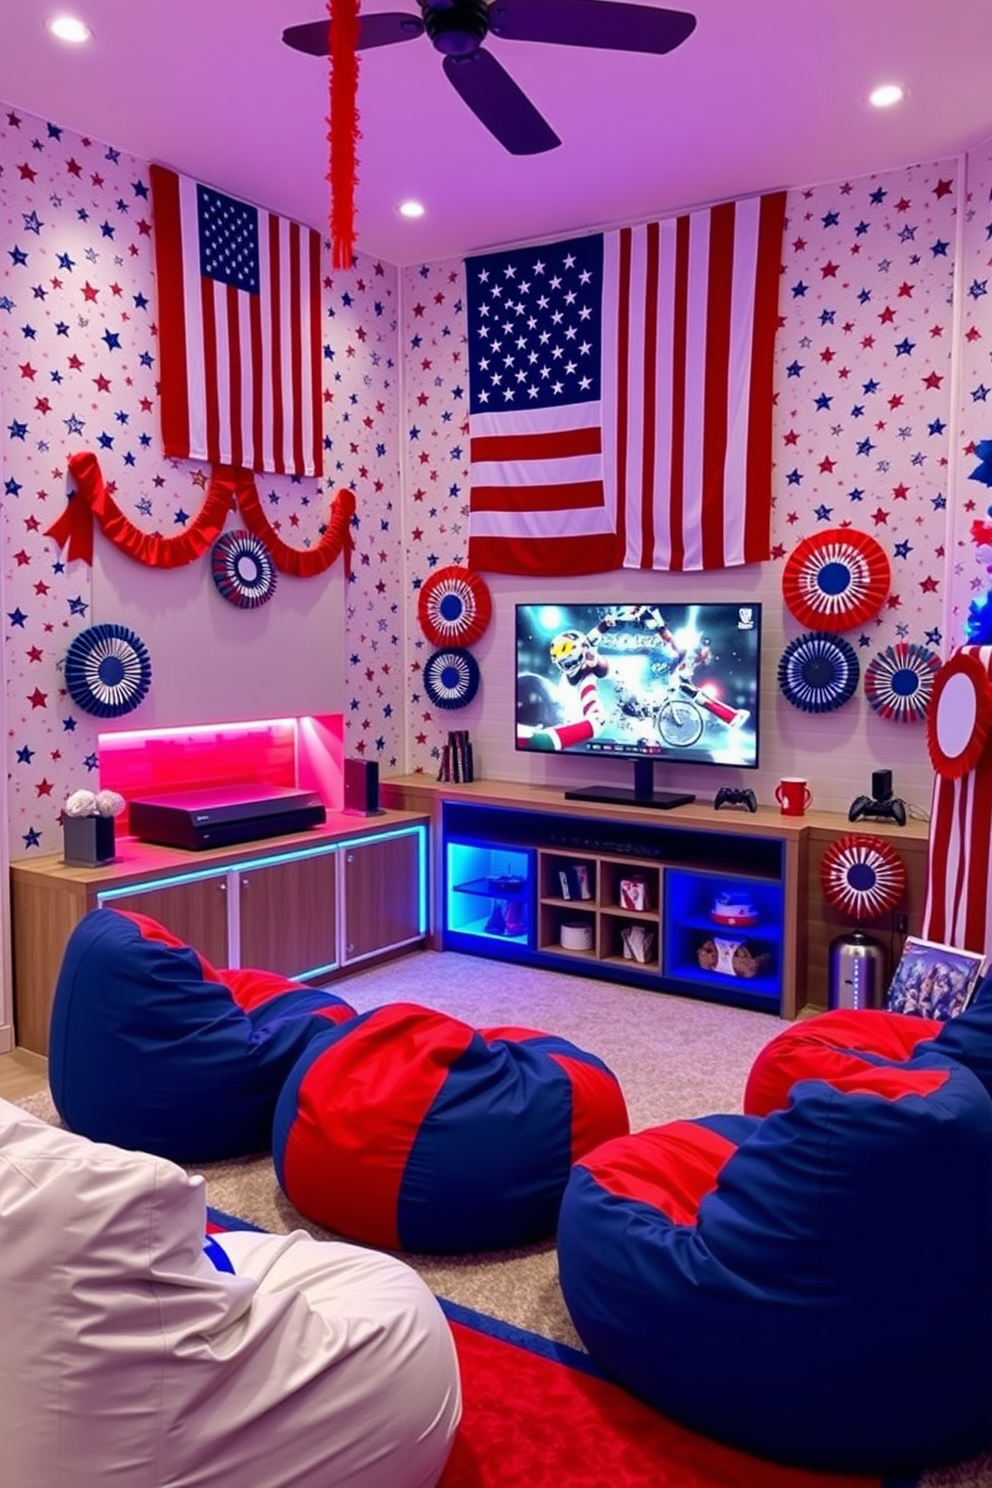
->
{"left": 0, "top": 1049, "right": 48, "bottom": 1100}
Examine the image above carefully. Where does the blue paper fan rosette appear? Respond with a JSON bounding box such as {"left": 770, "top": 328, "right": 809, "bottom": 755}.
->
{"left": 211, "top": 530, "right": 277, "bottom": 609}
{"left": 418, "top": 565, "right": 492, "bottom": 648}
{"left": 864, "top": 642, "right": 940, "bottom": 723}
{"left": 64, "top": 623, "right": 152, "bottom": 719}
{"left": 778, "top": 631, "right": 860, "bottom": 713}
{"left": 423, "top": 648, "right": 480, "bottom": 710}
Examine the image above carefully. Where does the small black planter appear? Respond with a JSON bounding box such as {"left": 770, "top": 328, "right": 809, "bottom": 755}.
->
{"left": 63, "top": 814, "right": 116, "bottom": 867}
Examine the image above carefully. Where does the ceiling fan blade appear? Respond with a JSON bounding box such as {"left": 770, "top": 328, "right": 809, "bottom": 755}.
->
{"left": 442, "top": 51, "right": 560, "bottom": 155}
{"left": 282, "top": 12, "right": 424, "bottom": 57}
{"left": 487, "top": 0, "right": 696, "bottom": 54}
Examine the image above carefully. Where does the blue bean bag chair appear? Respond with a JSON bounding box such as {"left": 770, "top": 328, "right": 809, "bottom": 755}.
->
{"left": 273, "top": 1000, "right": 629, "bottom": 1253}
{"left": 558, "top": 1057, "right": 992, "bottom": 1473}
{"left": 49, "top": 909, "right": 355, "bottom": 1163}
{"left": 745, "top": 971, "right": 992, "bottom": 1116}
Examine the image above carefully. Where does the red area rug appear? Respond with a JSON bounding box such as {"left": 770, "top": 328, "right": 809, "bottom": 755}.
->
{"left": 437, "top": 1300, "right": 894, "bottom": 1488}
{"left": 207, "top": 1210, "right": 909, "bottom": 1488}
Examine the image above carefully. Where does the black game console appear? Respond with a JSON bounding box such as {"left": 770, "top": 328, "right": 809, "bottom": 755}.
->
{"left": 129, "top": 784, "right": 327, "bottom": 851}
{"left": 848, "top": 768, "right": 907, "bottom": 827}
{"left": 714, "top": 786, "right": 758, "bottom": 813}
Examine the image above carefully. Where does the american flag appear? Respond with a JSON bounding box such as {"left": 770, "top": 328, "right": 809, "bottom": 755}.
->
{"left": 923, "top": 645, "right": 992, "bottom": 959}
{"left": 466, "top": 192, "right": 785, "bottom": 576}
{"left": 150, "top": 164, "right": 323, "bottom": 478}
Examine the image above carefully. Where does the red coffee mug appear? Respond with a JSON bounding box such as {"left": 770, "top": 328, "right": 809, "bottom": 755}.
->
{"left": 775, "top": 777, "right": 812, "bottom": 816}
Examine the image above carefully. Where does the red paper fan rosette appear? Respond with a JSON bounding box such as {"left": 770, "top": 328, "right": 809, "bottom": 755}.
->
{"left": 864, "top": 642, "right": 940, "bottom": 724}
{"left": 782, "top": 528, "right": 891, "bottom": 632}
{"left": 418, "top": 566, "right": 493, "bottom": 648}
{"left": 926, "top": 648, "right": 992, "bottom": 779}
{"left": 820, "top": 834, "right": 907, "bottom": 922}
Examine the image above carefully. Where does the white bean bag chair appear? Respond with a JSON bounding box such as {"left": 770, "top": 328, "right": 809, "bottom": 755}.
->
{"left": 0, "top": 1097, "right": 461, "bottom": 1488}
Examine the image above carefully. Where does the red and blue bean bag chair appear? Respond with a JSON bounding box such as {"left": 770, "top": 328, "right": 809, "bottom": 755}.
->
{"left": 744, "top": 971, "right": 992, "bottom": 1116}
{"left": 557, "top": 1058, "right": 992, "bottom": 1473}
{"left": 49, "top": 908, "right": 355, "bottom": 1163}
{"left": 273, "top": 1001, "right": 629, "bottom": 1253}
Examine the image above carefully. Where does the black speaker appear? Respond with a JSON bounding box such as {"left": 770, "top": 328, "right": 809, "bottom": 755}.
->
{"left": 343, "top": 758, "right": 382, "bottom": 816}
{"left": 871, "top": 768, "right": 893, "bottom": 803}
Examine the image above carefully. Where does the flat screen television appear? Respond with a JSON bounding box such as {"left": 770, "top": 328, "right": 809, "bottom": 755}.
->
{"left": 515, "top": 602, "right": 762, "bottom": 810}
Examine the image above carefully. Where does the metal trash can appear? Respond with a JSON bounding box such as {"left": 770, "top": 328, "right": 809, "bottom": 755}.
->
{"left": 829, "top": 931, "right": 888, "bottom": 1011}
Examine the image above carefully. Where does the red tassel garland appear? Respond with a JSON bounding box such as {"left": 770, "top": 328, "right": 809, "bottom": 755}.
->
{"left": 327, "top": 0, "right": 361, "bottom": 270}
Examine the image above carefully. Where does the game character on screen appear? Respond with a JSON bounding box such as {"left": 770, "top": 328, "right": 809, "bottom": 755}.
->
{"left": 517, "top": 605, "right": 748, "bottom": 752}
{"left": 516, "top": 620, "right": 613, "bottom": 751}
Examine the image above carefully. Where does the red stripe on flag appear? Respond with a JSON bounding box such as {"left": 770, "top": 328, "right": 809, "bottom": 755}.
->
{"left": 743, "top": 190, "right": 786, "bottom": 563}
{"left": 639, "top": 222, "right": 660, "bottom": 566}
{"left": 471, "top": 426, "right": 602, "bottom": 462}
{"left": 309, "top": 231, "right": 323, "bottom": 475}
{"left": 468, "top": 532, "right": 620, "bottom": 577}
{"left": 614, "top": 228, "right": 632, "bottom": 562}
{"left": 226, "top": 282, "right": 243, "bottom": 470}
{"left": 289, "top": 221, "right": 304, "bottom": 478}
{"left": 667, "top": 214, "right": 691, "bottom": 571}
{"left": 249, "top": 286, "right": 264, "bottom": 473}
{"left": 470, "top": 480, "right": 605, "bottom": 513}
{"left": 149, "top": 165, "right": 191, "bottom": 461}
{"left": 268, "top": 216, "right": 285, "bottom": 475}
{"left": 200, "top": 277, "right": 221, "bottom": 466}
{"left": 700, "top": 201, "right": 735, "bottom": 569}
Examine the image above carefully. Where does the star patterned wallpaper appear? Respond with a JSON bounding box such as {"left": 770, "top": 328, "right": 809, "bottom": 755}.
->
{"left": 4, "top": 95, "right": 992, "bottom": 856}
{"left": 772, "top": 162, "right": 956, "bottom": 651}
{"left": 951, "top": 135, "right": 992, "bottom": 632}
{"left": 1, "top": 103, "right": 403, "bottom": 859}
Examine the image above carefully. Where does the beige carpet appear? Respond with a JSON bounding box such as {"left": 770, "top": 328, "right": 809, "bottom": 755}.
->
{"left": 20, "top": 949, "right": 992, "bottom": 1486}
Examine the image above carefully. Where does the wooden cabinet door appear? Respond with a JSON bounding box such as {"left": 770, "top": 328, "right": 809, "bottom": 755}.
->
{"left": 102, "top": 875, "right": 230, "bottom": 968}
{"left": 342, "top": 830, "right": 423, "bottom": 964}
{"left": 238, "top": 850, "right": 337, "bottom": 979}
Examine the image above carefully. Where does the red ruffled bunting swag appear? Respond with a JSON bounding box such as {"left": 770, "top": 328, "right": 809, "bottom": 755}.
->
{"left": 46, "top": 451, "right": 356, "bottom": 578}
{"left": 327, "top": 0, "right": 360, "bottom": 270}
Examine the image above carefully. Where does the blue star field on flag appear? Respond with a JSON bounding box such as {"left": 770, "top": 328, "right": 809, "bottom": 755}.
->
{"left": 466, "top": 235, "right": 603, "bottom": 415}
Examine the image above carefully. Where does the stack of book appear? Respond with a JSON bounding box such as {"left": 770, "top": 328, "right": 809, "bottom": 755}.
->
{"left": 437, "top": 729, "right": 474, "bottom": 784}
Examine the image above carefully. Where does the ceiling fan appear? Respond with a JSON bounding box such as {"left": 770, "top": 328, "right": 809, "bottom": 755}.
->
{"left": 283, "top": 0, "right": 697, "bottom": 156}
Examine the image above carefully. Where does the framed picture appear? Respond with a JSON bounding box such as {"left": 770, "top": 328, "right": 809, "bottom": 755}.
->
{"left": 884, "top": 936, "right": 986, "bottom": 1021}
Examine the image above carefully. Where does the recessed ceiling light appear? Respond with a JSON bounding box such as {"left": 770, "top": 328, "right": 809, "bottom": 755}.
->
{"left": 398, "top": 200, "right": 425, "bottom": 219}
{"left": 48, "top": 15, "right": 92, "bottom": 43}
{"left": 869, "top": 83, "right": 903, "bottom": 109}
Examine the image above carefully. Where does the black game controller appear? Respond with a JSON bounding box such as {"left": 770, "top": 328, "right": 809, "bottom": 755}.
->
{"left": 714, "top": 786, "right": 758, "bottom": 813}
{"left": 848, "top": 794, "right": 908, "bottom": 827}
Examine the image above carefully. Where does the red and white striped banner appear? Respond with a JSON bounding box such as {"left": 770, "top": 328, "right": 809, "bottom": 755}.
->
{"left": 923, "top": 644, "right": 992, "bottom": 957}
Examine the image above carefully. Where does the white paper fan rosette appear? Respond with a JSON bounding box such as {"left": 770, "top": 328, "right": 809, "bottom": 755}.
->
{"left": 211, "top": 530, "right": 277, "bottom": 609}
{"left": 820, "top": 834, "right": 907, "bottom": 922}
{"left": 778, "top": 632, "right": 860, "bottom": 713}
{"left": 423, "top": 648, "right": 480, "bottom": 710}
{"left": 64, "top": 622, "right": 152, "bottom": 719}
{"left": 864, "top": 642, "right": 940, "bottom": 723}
